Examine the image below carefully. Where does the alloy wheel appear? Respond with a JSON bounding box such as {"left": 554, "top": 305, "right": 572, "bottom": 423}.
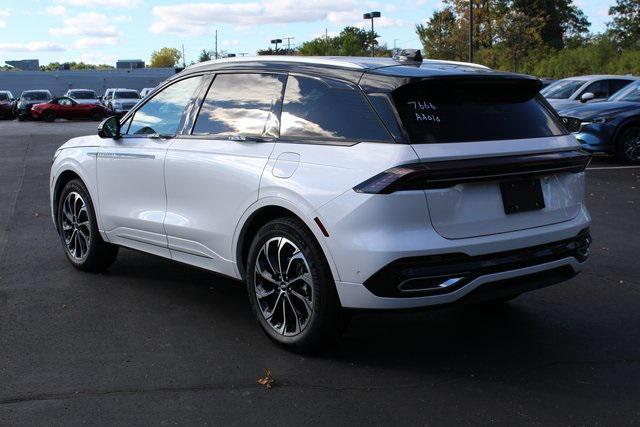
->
{"left": 623, "top": 130, "right": 640, "bottom": 162}
{"left": 61, "top": 191, "right": 91, "bottom": 261}
{"left": 253, "top": 237, "right": 314, "bottom": 337}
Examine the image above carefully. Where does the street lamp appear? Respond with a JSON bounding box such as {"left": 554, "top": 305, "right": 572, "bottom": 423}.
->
{"left": 363, "top": 11, "right": 381, "bottom": 57}
{"left": 271, "top": 39, "right": 282, "bottom": 54}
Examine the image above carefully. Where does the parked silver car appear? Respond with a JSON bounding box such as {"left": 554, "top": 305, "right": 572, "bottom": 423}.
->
{"left": 542, "top": 75, "right": 637, "bottom": 110}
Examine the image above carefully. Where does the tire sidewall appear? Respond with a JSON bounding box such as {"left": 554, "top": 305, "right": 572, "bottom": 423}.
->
{"left": 246, "top": 218, "right": 338, "bottom": 349}
{"left": 56, "top": 179, "right": 100, "bottom": 268}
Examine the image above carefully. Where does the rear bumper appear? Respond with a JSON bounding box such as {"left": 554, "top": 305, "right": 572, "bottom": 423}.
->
{"left": 336, "top": 255, "right": 586, "bottom": 310}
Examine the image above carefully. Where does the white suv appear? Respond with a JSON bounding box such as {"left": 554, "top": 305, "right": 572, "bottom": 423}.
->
{"left": 50, "top": 56, "right": 591, "bottom": 350}
{"left": 102, "top": 88, "right": 140, "bottom": 114}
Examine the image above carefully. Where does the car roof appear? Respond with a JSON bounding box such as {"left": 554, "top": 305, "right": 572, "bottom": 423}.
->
{"left": 559, "top": 75, "right": 638, "bottom": 81}
{"left": 22, "top": 89, "right": 51, "bottom": 93}
{"left": 67, "top": 88, "right": 96, "bottom": 92}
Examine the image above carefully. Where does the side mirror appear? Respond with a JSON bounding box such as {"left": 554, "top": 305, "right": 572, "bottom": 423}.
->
{"left": 98, "top": 116, "right": 121, "bottom": 139}
{"left": 581, "top": 92, "right": 595, "bottom": 103}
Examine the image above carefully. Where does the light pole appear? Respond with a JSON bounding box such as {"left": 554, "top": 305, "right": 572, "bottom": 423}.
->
{"left": 363, "top": 11, "right": 381, "bottom": 57}
{"left": 468, "top": 0, "right": 474, "bottom": 63}
{"left": 271, "top": 38, "right": 282, "bottom": 54}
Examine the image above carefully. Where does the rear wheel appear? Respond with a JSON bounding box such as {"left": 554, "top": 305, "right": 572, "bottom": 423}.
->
{"left": 246, "top": 217, "right": 347, "bottom": 351}
{"left": 57, "top": 179, "right": 118, "bottom": 272}
{"left": 42, "top": 110, "right": 56, "bottom": 122}
{"left": 616, "top": 125, "right": 640, "bottom": 164}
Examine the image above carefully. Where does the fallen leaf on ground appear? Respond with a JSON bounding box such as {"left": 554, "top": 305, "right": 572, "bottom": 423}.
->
{"left": 258, "top": 369, "right": 274, "bottom": 389}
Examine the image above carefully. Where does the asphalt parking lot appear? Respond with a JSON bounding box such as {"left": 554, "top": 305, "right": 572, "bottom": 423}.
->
{"left": 1, "top": 120, "right": 639, "bottom": 425}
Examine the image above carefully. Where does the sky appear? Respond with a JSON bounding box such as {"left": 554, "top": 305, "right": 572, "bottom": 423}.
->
{"left": 0, "top": 0, "right": 617, "bottom": 66}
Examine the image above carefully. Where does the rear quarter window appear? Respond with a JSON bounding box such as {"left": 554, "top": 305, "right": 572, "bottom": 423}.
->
{"left": 393, "top": 79, "right": 566, "bottom": 144}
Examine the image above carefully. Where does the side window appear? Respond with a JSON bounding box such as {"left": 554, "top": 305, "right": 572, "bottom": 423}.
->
{"left": 582, "top": 80, "right": 608, "bottom": 98}
{"left": 127, "top": 76, "right": 203, "bottom": 136}
{"left": 609, "top": 79, "right": 632, "bottom": 96}
{"left": 193, "top": 73, "right": 285, "bottom": 138}
{"left": 59, "top": 98, "right": 73, "bottom": 106}
{"left": 280, "top": 75, "right": 391, "bottom": 142}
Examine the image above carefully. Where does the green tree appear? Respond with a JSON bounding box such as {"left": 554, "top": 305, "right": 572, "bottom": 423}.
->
{"left": 608, "top": 0, "right": 640, "bottom": 47}
{"left": 416, "top": 7, "right": 466, "bottom": 60}
{"left": 298, "top": 26, "right": 383, "bottom": 57}
{"left": 198, "top": 49, "right": 212, "bottom": 62}
{"left": 150, "top": 47, "right": 182, "bottom": 68}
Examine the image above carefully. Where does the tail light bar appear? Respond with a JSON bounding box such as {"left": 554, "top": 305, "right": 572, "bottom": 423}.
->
{"left": 353, "top": 149, "right": 592, "bottom": 194}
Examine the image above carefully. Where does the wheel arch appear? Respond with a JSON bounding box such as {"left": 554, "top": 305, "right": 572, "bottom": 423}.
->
{"left": 613, "top": 116, "right": 640, "bottom": 146}
{"left": 233, "top": 199, "right": 339, "bottom": 283}
{"left": 52, "top": 169, "right": 83, "bottom": 230}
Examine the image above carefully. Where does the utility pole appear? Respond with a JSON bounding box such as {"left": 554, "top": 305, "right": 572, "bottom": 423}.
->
{"left": 325, "top": 28, "right": 328, "bottom": 55}
{"left": 468, "top": 0, "right": 474, "bottom": 63}
{"left": 363, "top": 11, "right": 381, "bottom": 57}
{"left": 215, "top": 29, "right": 218, "bottom": 59}
{"left": 283, "top": 37, "right": 295, "bottom": 53}
{"left": 181, "top": 44, "right": 186, "bottom": 67}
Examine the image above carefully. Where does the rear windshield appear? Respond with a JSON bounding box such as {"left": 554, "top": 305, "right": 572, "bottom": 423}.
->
{"left": 69, "top": 90, "right": 96, "bottom": 99}
{"left": 393, "top": 79, "right": 566, "bottom": 144}
{"left": 22, "top": 92, "right": 50, "bottom": 101}
{"left": 114, "top": 91, "right": 139, "bottom": 99}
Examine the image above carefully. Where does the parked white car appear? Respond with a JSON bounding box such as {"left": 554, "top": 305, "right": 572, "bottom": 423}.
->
{"left": 102, "top": 88, "right": 140, "bottom": 114}
{"left": 50, "top": 56, "right": 592, "bottom": 350}
{"left": 542, "top": 75, "right": 637, "bottom": 110}
{"left": 65, "top": 89, "right": 100, "bottom": 105}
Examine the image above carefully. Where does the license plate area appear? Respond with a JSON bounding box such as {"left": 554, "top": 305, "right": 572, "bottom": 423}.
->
{"left": 500, "top": 178, "right": 545, "bottom": 214}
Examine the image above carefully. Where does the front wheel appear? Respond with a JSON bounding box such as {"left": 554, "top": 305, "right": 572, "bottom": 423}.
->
{"left": 616, "top": 126, "right": 640, "bottom": 164}
{"left": 246, "top": 218, "right": 348, "bottom": 351}
{"left": 42, "top": 110, "right": 56, "bottom": 122}
{"left": 57, "top": 179, "right": 119, "bottom": 272}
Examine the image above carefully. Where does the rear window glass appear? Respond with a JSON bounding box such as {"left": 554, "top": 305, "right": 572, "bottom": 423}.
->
{"left": 280, "top": 75, "right": 391, "bottom": 142}
{"left": 393, "top": 80, "right": 566, "bottom": 144}
{"left": 22, "top": 92, "right": 50, "bottom": 101}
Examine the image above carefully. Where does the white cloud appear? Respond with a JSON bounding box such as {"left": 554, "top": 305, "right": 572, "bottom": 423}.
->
{"left": 150, "top": 0, "right": 363, "bottom": 35}
{"left": 74, "top": 37, "right": 119, "bottom": 49}
{"left": 0, "top": 41, "right": 66, "bottom": 52}
{"left": 222, "top": 39, "right": 240, "bottom": 47}
{"left": 0, "top": 9, "right": 8, "bottom": 28}
{"left": 114, "top": 15, "right": 132, "bottom": 23}
{"left": 50, "top": 12, "right": 120, "bottom": 37}
{"left": 45, "top": 6, "right": 66, "bottom": 16}
{"left": 55, "top": 0, "right": 141, "bottom": 8}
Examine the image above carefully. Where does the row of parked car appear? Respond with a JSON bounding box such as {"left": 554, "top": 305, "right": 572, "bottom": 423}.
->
{"left": 0, "top": 87, "right": 155, "bottom": 122}
{"left": 541, "top": 74, "right": 640, "bottom": 163}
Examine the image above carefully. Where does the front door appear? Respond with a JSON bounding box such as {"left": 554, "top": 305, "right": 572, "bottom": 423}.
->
{"left": 96, "top": 75, "right": 205, "bottom": 257}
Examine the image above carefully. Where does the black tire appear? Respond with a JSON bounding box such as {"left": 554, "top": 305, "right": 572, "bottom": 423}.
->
{"left": 246, "top": 217, "right": 348, "bottom": 351}
{"left": 56, "top": 179, "right": 118, "bottom": 272}
{"left": 42, "top": 110, "right": 56, "bottom": 122}
{"left": 615, "top": 125, "right": 640, "bottom": 164}
{"left": 90, "top": 110, "right": 103, "bottom": 121}
{"left": 18, "top": 115, "right": 25, "bottom": 121}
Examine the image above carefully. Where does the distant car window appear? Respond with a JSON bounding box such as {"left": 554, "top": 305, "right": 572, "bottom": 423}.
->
{"left": 611, "top": 81, "right": 640, "bottom": 102}
{"left": 393, "top": 79, "right": 566, "bottom": 144}
{"left": 0, "top": 93, "right": 9, "bottom": 101}
{"left": 541, "top": 79, "right": 584, "bottom": 99}
{"left": 581, "top": 80, "right": 609, "bottom": 98}
{"left": 193, "top": 73, "right": 286, "bottom": 138}
{"left": 127, "top": 76, "right": 203, "bottom": 136}
{"left": 69, "top": 90, "right": 96, "bottom": 99}
{"left": 22, "top": 92, "right": 50, "bottom": 101}
{"left": 114, "top": 91, "right": 140, "bottom": 99}
{"left": 280, "top": 75, "right": 391, "bottom": 142}
{"left": 58, "top": 98, "right": 74, "bottom": 106}
{"left": 609, "top": 79, "right": 634, "bottom": 96}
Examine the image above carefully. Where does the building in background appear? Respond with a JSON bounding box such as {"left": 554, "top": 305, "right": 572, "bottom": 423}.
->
{"left": 5, "top": 59, "right": 40, "bottom": 71}
{"left": 116, "top": 59, "right": 145, "bottom": 70}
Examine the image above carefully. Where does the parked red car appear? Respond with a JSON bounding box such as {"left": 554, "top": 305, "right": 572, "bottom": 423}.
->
{"left": 31, "top": 97, "right": 109, "bottom": 122}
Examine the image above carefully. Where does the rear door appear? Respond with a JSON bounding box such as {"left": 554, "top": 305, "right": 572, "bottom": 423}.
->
{"left": 392, "top": 78, "right": 586, "bottom": 239}
{"left": 163, "top": 72, "right": 286, "bottom": 276}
